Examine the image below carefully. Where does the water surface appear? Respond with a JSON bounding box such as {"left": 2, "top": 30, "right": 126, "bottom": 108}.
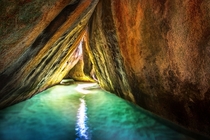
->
{"left": 0, "top": 82, "right": 208, "bottom": 140}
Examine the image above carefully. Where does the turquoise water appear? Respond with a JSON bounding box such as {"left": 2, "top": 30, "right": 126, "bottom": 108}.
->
{"left": 0, "top": 82, "right": 208, "bottom": 140}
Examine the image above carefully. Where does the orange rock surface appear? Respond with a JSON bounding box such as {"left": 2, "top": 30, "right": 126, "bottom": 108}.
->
{"left": 88, "top": 0, "right": 210, "bottom": 136}
{"left": 1, "top": 0, "right": 210, "bottom": 137}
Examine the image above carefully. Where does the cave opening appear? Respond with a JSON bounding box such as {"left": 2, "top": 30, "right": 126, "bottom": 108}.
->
{"left": 61, "top": 32, "right": 98, "bottom": 85}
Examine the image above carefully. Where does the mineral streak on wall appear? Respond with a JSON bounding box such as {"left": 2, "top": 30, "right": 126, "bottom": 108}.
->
{"left": 0, "top": 0, "right": 99, "bottom": 109}
{"left": 88, "top": 0, "right": 210, "bottom": 136}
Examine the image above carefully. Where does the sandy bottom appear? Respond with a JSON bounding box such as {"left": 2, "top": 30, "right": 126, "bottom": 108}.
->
{"left": 0, "top": 82, "right": 207, "bottom": 140}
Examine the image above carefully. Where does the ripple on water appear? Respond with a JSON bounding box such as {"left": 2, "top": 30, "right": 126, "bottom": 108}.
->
{"left": 0, "top": 83, "right": 208, "bottom": 140}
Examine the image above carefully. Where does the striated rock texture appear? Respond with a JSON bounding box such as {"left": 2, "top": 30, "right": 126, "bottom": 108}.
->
{"left": 0, "top": 0, "right": 99, "bottom": 108}
{"left": 88, "top": 1, "right": 136, "bottom": 103}
{"left": 66, "top": 31, "right": 95, "bottom": 82}
{"left": 88, "top": 0, "right": 210, "bottom": 136}
{"left": 1, "top": 0, "right": 210, "bottom": 137}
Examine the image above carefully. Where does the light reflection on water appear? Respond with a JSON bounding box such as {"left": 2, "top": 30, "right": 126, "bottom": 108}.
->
{"left": 76, "top": 96, "right": 90, "bottom": 140}
{"left": 0, "top": 82, "right": 208, "bottom": 140}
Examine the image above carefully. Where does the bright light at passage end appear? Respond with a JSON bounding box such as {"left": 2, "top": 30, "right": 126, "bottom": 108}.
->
{"left": 75, "top": 83, "right": 98, "bottom": 94}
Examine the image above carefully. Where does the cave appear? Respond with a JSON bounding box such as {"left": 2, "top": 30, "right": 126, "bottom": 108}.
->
{"left": 0, "top": 0, "right": 210, "bottom": 139}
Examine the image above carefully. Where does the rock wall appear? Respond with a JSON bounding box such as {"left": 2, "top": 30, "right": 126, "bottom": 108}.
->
{"left": 66, "top": 31, "right": 94, "bottom": 82}
{"left": 0, "top": 0, "right": 99, "bottom": 108}
{"left": 88, "top": 0, "right": 210, "bottom": 136}
{"left": 1, "top": 0, "right": 210, "bottom": 136}
{"left": 88, "top": 1, "right": 136, "bottom": 102}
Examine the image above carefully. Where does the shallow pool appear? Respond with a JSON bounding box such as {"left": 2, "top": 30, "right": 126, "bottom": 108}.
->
{"left": 0, "top": 82, "right": 208, "bottom": 140}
